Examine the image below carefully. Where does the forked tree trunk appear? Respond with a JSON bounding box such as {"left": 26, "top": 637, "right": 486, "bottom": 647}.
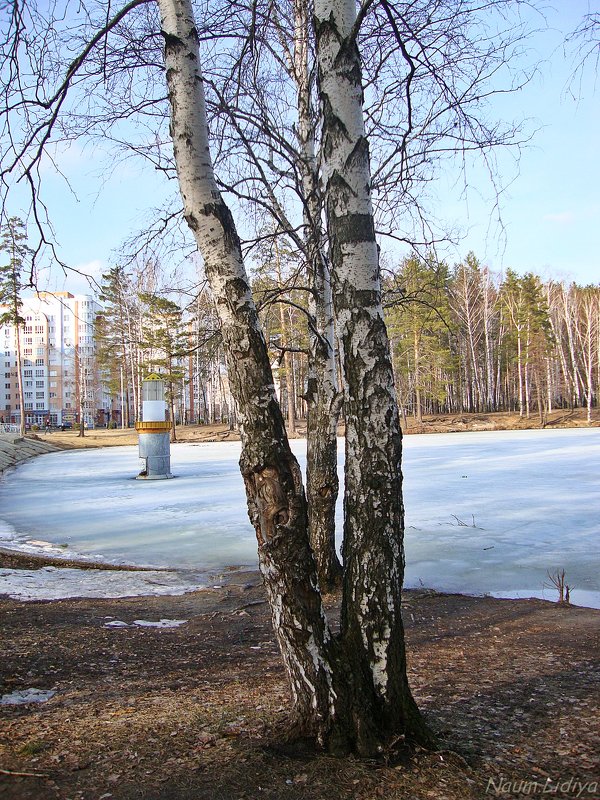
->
{"left": 157, "top": 0, "right": 340, "bottom": 746}
{"left": 159, "top": 0, "right": 431, "bottom": 755}
{"left": 314, "top": 0, "right": 431, "bottom": 750}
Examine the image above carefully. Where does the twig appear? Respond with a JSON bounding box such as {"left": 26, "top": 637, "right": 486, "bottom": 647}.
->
{"left": 230, "top": 600, "right": 268, "bottom": 614}
{"left": 0, "top": 768, "right": 51, "bottom": 778}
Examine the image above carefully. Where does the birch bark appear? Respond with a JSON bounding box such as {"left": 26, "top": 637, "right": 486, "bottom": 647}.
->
{"left": 157, "top": 0, "right": 338, "bottom": 744}
{"left": 293, "top": 0, "right": 342, "bottom": 589}
{"left": 314, "top": 0, "right": 431, "bottom": 749}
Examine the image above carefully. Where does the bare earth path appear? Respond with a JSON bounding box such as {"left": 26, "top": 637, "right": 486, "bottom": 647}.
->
{"left": 1, "top": 565, "right": 599, "bottom": 800}
{"left": 1, "top": 412, "right": 599, "bottom": 799}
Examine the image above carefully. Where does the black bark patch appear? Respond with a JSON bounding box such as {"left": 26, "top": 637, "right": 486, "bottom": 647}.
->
{"left": 184, "top": 213, "right": 199, "bottom": 232}
{"left": 161, "top": 31, "right": 184, "bottom": 51}
{"left": 202, "top": 201, "right": 242, "bottom": 254}
{"left": 332, "top": 213, "right": 376, "bottom": 245}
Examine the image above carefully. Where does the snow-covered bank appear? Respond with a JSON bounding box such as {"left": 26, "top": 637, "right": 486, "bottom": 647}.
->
{"left": 0, "top": 564, "right": 211, "bottom": 601}
{"left": 1, "top": 429, "right": 598, "bottom": 607}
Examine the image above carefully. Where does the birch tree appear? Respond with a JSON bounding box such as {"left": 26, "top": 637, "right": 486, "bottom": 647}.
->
{"left": 451, "top": 253, "right": 485, "bottom": 412}
{"left": 313, "top": 0, "right": 432, "bottom": 746}
{"left": 164, "top": 0, "right": 439, "bottom": 752}
{"left": 571, "top": 286, "right": 599, "bottom": 424}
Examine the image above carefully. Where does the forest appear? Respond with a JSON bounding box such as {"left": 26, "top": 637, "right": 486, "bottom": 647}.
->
{"left": 95, "top": 253, "right": 599, "bottom": 428}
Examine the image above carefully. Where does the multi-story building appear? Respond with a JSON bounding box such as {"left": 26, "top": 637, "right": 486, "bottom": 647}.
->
{"left": 0, "top": 292, "right": 111, "bottom": 428}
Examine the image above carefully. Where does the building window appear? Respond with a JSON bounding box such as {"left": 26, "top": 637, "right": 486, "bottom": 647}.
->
{"left": 36, "top": 392, "right": 44, "bottom": 398}
{"left": 49, "top": 392, "right": 56, "bottom": 398}
{"left": 35, "top": 359, "right": 44, "bottom": 366}
{"left": 36, "top": 380, "right": 44, "bottom": 387}
{"left": 4, "top": 383, "right": 9, "bottom": 389}
{"left": 24, "top": 370, "right": 32, "bottom": 377}
{"left": 24, "top": 402, "right": 33, "bottom": 409}
{"left": 25, "top": 392, "right": 33, "bottom": 398}
{"left": 36, "top": 403, "right": 45, "bottom": 409}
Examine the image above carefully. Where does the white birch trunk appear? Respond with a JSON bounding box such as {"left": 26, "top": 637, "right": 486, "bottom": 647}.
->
{"left": 314, "top": 0, "right": 430, "bottom": 751}
{"left": 294, "top": 0, "right": 342, "bottom": 588}
{"left": 157, "top": 0, "right": 340, "bottom": 744}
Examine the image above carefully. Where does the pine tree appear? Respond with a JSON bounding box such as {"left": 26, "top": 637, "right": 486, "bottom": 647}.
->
{"left": 95, "top": 266, "right": 139, "bottom": 427}
{"left": 387, "top": 256, "right": 455, "bottom": 421}
{"left": 139, "top": 292, "right": 188, "bottom": 442}
{"left": 0, "top": 217, "right": 33, "bottom": 436}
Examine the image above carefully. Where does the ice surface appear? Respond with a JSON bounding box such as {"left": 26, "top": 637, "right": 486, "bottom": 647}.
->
{"left": 0, "top": 429, "right": 598, "bottom": 607}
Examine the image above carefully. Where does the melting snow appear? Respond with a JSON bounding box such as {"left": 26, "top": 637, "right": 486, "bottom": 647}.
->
{"left": 0, "top": 565, "right": 206, "bottom": 602}
{"left": 1, "top": 688, "right": 56, "bottom": 705}
{"left": 103, "top": 618, "right": 188, "bottom": 629}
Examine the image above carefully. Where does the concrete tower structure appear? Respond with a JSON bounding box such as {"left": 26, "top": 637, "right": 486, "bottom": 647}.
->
{"left": 135, "top": 374, "right": 173, "bottom": 479}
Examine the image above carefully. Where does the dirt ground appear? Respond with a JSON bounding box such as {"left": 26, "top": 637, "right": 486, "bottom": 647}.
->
{"left": 1, "top": 410, "right": 598, "bottom": 799}
{"left": 38, "top": 407, "right": 599, "bottom": 451}
{"left": 1, "top": 558, "right": 599, "bottom": 800}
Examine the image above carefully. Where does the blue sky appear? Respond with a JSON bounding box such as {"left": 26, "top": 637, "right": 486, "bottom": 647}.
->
{"left": 433, "top": 1, "right": 600, "bottom": 285}
{"left": 23, "top": 1, "right": 599, "bottom": 293}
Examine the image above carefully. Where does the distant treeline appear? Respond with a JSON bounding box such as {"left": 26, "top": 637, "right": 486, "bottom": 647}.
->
{"left": 383, "top": 253, "right": 598, "bottom": 423}
{"left": 258, "top": 251, "right": 598, "bottom": 425}
{"left": 96, "top": 254, "right": 598, "bottom": 428}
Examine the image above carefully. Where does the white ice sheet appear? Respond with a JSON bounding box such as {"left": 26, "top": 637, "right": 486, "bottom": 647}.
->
{"left": 0, "top": 429, "right": 598, "bottom": 606}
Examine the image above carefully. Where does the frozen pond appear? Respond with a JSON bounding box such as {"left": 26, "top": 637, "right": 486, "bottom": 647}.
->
{"left": 0, "top": 428, "right": 599, "bottom": 607}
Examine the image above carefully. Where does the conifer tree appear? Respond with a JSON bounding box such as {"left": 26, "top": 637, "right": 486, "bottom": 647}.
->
{"left": 0, "top": 217, "right": 32, "bottom": 436}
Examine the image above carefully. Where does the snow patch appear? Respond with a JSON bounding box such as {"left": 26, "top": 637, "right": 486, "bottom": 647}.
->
{"left": 103, "top": 618, "right": 188, "bottom": 629}
{"left": 0, "top": 566, "right": 205, "bottom": 602}
{"left": 1, "top": 688, "right": 56, "bottom": 705}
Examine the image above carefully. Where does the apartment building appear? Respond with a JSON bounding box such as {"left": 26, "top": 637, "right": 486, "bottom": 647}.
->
{"left": 0, "top": 292, "right": 110, "bottom": 428}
